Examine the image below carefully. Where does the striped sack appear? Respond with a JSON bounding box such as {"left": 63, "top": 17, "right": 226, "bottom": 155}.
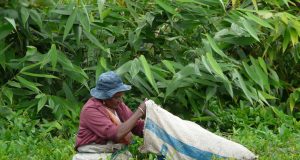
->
{"left": 139, "top": 100, "right": 257, "bottom": 160}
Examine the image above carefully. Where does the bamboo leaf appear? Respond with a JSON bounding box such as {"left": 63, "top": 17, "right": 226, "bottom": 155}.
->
{"left": 155, "top": 0, "right": 178, "bottom": 15}
{"left": 201, "top": 55, "right": 213, "bottom": 74}
{"left": 250, "top": 57, "right": 269, "bottom": 91}
{"left": 74, "top": 25, "right": 82, "bottom": 46}
{"left": 2, "top": 87, "right": 13, "bottom": 104}
{"left": 48, "top": 44, "right": 58, "bottom": 69}
{"left": 242, "top": 18, "right": 260, "bottom": 41}
{"left": 97, "top": 0, "right": 105, "bottom": 21}
{"left": 37, "top": 95, "right": 48, "bottom": 113}
{"left": 206, "top": 52, "right": 226, "bottom": 80}
{"left": 83, "top": 29, "right": 110, "bottom": 53}
{"left": 139, "top": 55, "right": 159, "bottom": 93}
{"left": 206, "top": 34, "right": 228, "bottom": 58}
{"left": 130, "top": 58, "right": 140, "bottom": 78}
{"left": 115, "top": 60, "right": 132, "bottom": 75}
{"left": 282, "top": 29, "right": 290, "bottom": 52}
{"left": 258, "top": 91, "right": 277, "bottom": 100}
{"left": 21, "top": 7, "right": 30, "bottom": 27}
{"left": 30, "top": 9, "right": 43, "bottom": 29}
{"left": 0, "top": 24, "right": 13, "bottom": 40}
{"left": 21, "top": 62, "right": 43, "bottom": 72}
{"left": 251, "top": 0, "right": 258, "bottom": 10}
{"left": 7, "top": 81, "right": 21, "bottom": 88}
{"left": 21, "top": 72, "right": 59, "bottom": 79}
{"left": 4, "top": 17, "right": 16, "bottom": 30}
{"left": 16, "top": 76, "right": 40, "bottom": 93}
{"left": 224, "top": 81, "right": 233, "bottom": 98}
{"left": 218, "top": 0, "right": 225, "bottom": 11}
{"left": 289, "top": 28, "right": 298, "bottom": 46}
{"left": 62, "top": 82, "right": 76, "bottom": 102}
{"left": 258, "top": 57, "right": 268, "bottom": 74}
{"left": 242, "top": 61, "right": 260, "bottom": 87}
{"left": 162, "top": 60, "right": 176, "bottom": 74}
{"left": 233, "top": 69, "right": 253, "bottom": 104}
{"left": 63, "top": 7, "right": 77, "bottom": 41}
{"left": 232, "top": 0, "right": 237, "bottom": 8}
{"left": 78, "top": 3, "right": 90, "bottom": 32}
{"left": 245, "top": 12, "right": 273, "bottom": 29}
{"left": 206, "top": 87, "right": 217, "bottom": 101}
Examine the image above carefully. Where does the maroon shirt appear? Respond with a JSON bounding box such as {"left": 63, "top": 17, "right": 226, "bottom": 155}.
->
{"left": 75, "top": 98, "right": 144, "bottom": 149}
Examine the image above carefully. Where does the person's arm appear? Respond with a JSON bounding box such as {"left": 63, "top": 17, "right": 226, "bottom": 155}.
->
{"left": 115, "top": 101, "right": 146, "bottom": 141}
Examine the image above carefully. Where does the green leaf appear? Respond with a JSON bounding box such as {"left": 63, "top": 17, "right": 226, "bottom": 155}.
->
{"left": 233, "top": 69, "right": 253, "bottom": 104}
{"left": 0, "top": 42, "right": 12, "bottom": 69}
{"left": 30, "top": 9, "right": 43, "bottom": 29}
{"left": 252, "top": 0, "right": 258, "bottom": 10}
{"left": 224, "top": 81, "right": 233, "bottom": 98}
{"left": 101, "top": 8, "right": 112, "bottom": 20}
{"left": 48, "top": 44, "right": 58, "bottom": 69}
{"left": 258, "top": 91, "right": 277, "bottom": 100}
{"left": 83, "top": 29, "right": 110, "bottom": 53}
{"left": 7, "top": 81, "right": 21, "bottom": 88}
{"left": 21, "top": 7, "right": 30, "bottom": 27}
{"left": 206, "top": 34, "right": 228, "bottom": 58}
{"left": 139, "top": 55, "right": 159, "bottom": 94}
{"left": 130, "top": 58, "right": 140, "bottom": 78}
{"left": 155, "top": 0, "right": 178, "bottom": 15}
{"left": 258, "top": 57, "right": 268, "bottom": 74}
{"left": 78, "top": 6, "right": 90, "bottom": 32}
{"left": 37, "top": 95, "right": 48, "bottom": 113}
{"left": 206, "top": 87, "right": 217, "bottom": 101}
{"left": 0, "top": 24, "right": 13, "bottom": 40}
{"left": 218, "top": 0, "right": 226, "bottom": 11}
{"left": 162, "top": 60, "right": 176, "bottom": 74}
{"left": 4, "top": 17, "right": 16, "bottom": 30}
{"left": 62, "top": 82, "right": 76, "bottom": 102}
{"left": 250, "top": 57, "right": 269, "bottom": 91}
{"left": 289, "top": 28, "right": 298, "bottom": 46}
{"left": 74, "top": 25, "right": 82, "bottom": 46}
{"left": 115, "top": 60, "right": 132, "bottom": 75}
{"left": 206, "top": 52, "right": 226, "bottom": 80}
{"left": 20, "top": 62, "right": 43, "bottom": 72}
{"left": 2, "top": 87, "right": 13, "bottom": 104}
{"left": 242, "top": 61, "right": 260, "bottom": 86}
{"left": 16, "top": 76, "right": 40, "bottom": 93}
{"left": 63, "top": 7, "right": 77, "bottom": 41}
{"left": 282, "top": 29, "right": 290, "bottom": 53}
{"left": 21, "top": 72, "right": 58, "bottom": 79}
{"left": 201, "top": 55, "right": 213, "bottom": 74}
{"left": 97, "top": 0, "right": 105, "bottom": 21}
{"left": 242, "top": 18, "right": 260, "bottom": 41}
{"left": 245, "top": 12, "right": 273, "bottom": 29}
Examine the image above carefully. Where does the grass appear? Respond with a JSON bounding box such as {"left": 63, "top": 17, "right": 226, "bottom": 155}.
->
{"left": 0, "top": 126, "right": 299, "bottom": 160}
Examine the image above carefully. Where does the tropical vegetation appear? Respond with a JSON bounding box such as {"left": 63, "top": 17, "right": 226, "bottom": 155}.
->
{"left": 0, "top": 0, "right": 300, "bottom": 159}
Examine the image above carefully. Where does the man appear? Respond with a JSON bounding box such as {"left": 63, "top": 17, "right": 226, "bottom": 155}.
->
{"left": 73, "top": 71, "right": 146, "bottom": 160}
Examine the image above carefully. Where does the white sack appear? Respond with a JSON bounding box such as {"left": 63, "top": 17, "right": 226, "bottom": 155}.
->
{"left": 140, "top": 100, "right": 257, "bottom": 160}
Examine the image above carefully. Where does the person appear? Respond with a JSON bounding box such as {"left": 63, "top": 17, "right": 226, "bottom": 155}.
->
{"left": 73, "top": 71, "right": 146, "bottom": 160}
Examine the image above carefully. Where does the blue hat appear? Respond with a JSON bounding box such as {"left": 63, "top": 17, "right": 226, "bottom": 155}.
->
{"left": 90, "top": 71, "right": 132, "bottom": 100}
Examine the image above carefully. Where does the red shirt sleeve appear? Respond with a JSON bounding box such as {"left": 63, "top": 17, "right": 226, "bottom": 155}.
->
{"left": 117, "top": 103, "right": 144, "bottom": 137}
{"left": 81, "top": 106, "right": 119, "bottom": 142}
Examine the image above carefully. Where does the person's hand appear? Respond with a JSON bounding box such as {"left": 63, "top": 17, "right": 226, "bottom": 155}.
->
{"left": 137, "top": 98, "right": 147, "bottom": 118}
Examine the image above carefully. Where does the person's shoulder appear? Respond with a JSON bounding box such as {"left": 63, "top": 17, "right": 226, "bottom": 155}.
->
{"left": 82, "top": 98, "right": 104, "bottom": 112}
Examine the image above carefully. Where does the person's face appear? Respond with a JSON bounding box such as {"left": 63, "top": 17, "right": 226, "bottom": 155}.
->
{"left": 104, "top": 92, "right": 124, "bottom": 109}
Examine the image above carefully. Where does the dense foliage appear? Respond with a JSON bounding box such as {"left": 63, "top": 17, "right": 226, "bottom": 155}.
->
{"left": 1, "top": 0, "right": 300, "bottom": 159}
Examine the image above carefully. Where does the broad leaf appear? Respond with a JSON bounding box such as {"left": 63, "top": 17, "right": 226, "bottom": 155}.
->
{"left": 139, "top": 55, "right": 159, "bottom": 93}
{"left": 155, "top": 0, "right": 178, "bottom": 15}
{"left": 16, "top": 76, "right": 40, "bottom": 93}
{"left": 241, "top": 18, "right": 260, "bottom": 41}
{"left": 63, "top": 7, "right": 77, "bottom": 41}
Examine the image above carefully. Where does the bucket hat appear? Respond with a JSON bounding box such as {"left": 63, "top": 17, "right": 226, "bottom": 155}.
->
{"left": 90, "top": 71, "right": 131, "bottom": 99}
